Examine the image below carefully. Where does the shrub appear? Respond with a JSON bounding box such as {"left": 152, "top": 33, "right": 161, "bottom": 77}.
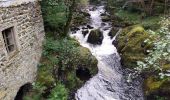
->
{"left": 48, "top": 83, "right": 68, "bottom": 100}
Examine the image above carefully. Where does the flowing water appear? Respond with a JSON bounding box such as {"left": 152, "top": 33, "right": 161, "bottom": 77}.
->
{"left": 70, "top": 5, "right": 144, "bottom": 100}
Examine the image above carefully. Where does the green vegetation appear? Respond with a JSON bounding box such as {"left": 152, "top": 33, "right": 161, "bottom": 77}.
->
{"left": 117, "top": 25, "right": 153, "bottom": 68}
{"left": 25, "top": 0, "right": 170, "bottom": 99}
{"left": 48, "top": 83, "right": 68, "bottom": 100}
{"left": 41, "top": 0, "right": 68, "bottom": 35}
{"left": 24, "top": 36, "right": 98, "bottom": 99}
{"left": 23, "top": 0, "right": 97, "bottom": 99}
{"left": 115, "top": 10, "right": 161, "bottom": 30}
{"left": 107, "top": 0, "right": 170, "bottom": 99}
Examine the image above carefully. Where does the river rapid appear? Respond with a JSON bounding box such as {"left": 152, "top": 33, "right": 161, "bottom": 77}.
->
{"left": 70, "top": 4, "right": 144, "bottom": 100}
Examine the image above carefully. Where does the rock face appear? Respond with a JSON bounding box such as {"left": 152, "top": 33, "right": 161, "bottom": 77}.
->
{"left": 0, "top": 0, "right": 45, "bottom": 100}
{"left": 87, "top": 29, "right": 103, "bottom": 45}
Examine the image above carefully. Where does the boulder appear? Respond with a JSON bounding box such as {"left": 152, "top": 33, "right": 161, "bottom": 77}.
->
{"left": 116, "top": 25, "right": 152, "bottom": 69}
{"left": 82, "top": 27, "right": 88, "bottom": 30}
{"left": 77, "top": 47, "right": 98, "bottom": 75}
{"left": 87, "top": 29, "right": 104, "bottom": 45}
{"left": 82, "top": 30, "right": 89, "bottom": 37}
{"left": 100, "top": 13, "right": 107, "bottom": 16}
{"left": 101, "top": 16, "right": 111, "bottom": 22}
{"left": 87, "top": 25, "right": 94, "bottom": 29}
{"left": 71, "top": 27, "right": 80, "bottom": 32}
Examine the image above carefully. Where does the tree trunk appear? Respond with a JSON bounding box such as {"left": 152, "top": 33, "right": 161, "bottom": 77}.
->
{"left": 164, "top": 0, "right": 168, "bottom": 15}
{"left": 63, "top": 0, "right": 76, "bottom": 37}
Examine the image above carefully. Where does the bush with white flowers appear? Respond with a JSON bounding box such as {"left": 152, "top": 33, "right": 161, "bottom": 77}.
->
{"left": 136, "top": 17, "right": 170, "bottom": 78}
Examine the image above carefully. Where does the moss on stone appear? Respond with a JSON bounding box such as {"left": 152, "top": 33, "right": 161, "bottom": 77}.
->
{"left": 143, "top": 76, "right": 170, "bottom": 99}
{"left": 144, "top": 76, "right": 166, "bottom": 95}
{"left": 77, "top": 47, "right": 98, "bottom": 75}
{"left": 117, "top": 25, "right": 151, "bottom": 68}
{"left": 162, "top": 64, "right": 170, "bottom": 71}
{"left": 87, "top": 29, "right": 103, "bottom": 45}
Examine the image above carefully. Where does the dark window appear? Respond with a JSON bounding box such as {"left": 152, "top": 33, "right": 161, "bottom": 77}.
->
{"left": 2, "top": 27, "right": 16, "bottom": 53}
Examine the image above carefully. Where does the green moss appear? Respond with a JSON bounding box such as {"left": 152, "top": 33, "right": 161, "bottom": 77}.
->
{"left": 87, "top": 29, "right": 103, "bottom": 45}
{"left": 144, "top": 76, "right": 170, "bottom": 100}
{"left": 77, "top": 47, "right": 98, "bottom": 75}
{"left": 117, "top": 25, "right": 152, "bottom": 68}
{"left": 162, "top": 64, "right": 170, "bottom": 70}
{"left": 144, "top": 76, "right": 166, "bottom": 95}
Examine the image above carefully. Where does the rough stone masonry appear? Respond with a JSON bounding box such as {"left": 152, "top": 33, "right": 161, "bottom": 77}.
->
{"left": 0, "top": 0, "right": 45, "bottom": 99}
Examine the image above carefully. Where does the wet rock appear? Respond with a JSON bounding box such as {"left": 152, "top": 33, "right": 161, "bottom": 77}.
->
{"left": 89, "top": 7, "right": 97, "bottom": 11}
{"left": 87, "top": 29, "right": 103, "bottom": 45}
{"left": 108, "top": 27, "right": 119, "bottom": 38}
{"left": 71, "top": 27, "right": 80, "bottom": 32}
{"left": 82, "top": 11, "right": 91, "bottom": 17}
{"left": 112, "top": 40, "right": 118, "bottom": 47}
{"left": 87, "top": 25, "right": 94, "bottom": 29}
{"left": 100, "top": 13, "right": 107, "bottom": 16}
{"left": 82, "top": 30, "right": 89, "bottom": 37}
{"left": 82, "top": 27, "right": 88, "bottom": 30}
{"left": 103, "top": 26, "right": 111, "bottom": 31}
{"left": 101, "top": 22, "right": 106, "bottom": 26}
{"left": 101, "top": 16, "right": 111, "bottom": 22}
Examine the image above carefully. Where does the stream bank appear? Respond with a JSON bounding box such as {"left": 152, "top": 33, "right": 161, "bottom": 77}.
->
{"left": 70, "top": 4, "right": 144, "bottom": 100}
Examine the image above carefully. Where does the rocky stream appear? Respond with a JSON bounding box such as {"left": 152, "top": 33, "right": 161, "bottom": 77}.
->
{"left": 70, "top": 3, "right": 144, "bottom": 100}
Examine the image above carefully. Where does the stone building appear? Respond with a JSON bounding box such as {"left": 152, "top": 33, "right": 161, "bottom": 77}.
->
{"left": 0, "top": 0, "right": 45, "bottom": 99}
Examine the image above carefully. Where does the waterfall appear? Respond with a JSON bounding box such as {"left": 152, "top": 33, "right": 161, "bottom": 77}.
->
{"left": 70, "top": 5, "right": 144, "bottom": 100}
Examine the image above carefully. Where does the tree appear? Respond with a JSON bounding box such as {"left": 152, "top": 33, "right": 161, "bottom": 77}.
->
{"left": 63, "top": 0, "right": 76, "bottom": 37}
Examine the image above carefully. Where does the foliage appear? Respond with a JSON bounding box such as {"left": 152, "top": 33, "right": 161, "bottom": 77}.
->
{"left": 44, "top": 37, "right": 79, "bottom": 70}
{"left": 41, "top": 0, "right": 68, "bottom": 34}
{"left": 23, "top": 82, "right": 68, "bottom": 100}
{"left": 48, "top": 83, "right": 68, "bottom": 100}
{"left": 114, "top": 9, "right": 161, "bottom": 30}
{"left": 136, "top": 17, "right": 170, "bottom": 77}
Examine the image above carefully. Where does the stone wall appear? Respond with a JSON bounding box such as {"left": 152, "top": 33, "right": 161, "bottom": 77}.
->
{"left": 0, "top": 1, "right": 45, "bottom": 100}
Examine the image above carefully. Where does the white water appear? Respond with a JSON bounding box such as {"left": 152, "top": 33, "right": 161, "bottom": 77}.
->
{"left": 70, "top": 5, "right": 143, "bottom": 100}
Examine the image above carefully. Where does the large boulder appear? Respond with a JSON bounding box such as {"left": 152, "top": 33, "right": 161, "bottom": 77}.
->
{"left": 144, "top": 75, "right": 170, "bottom": 99}
{"left": 117, "top": 25, "right": 152, "bottom": 68}
{"left": 87, "top": 29, "right": 104, "bottom": 45}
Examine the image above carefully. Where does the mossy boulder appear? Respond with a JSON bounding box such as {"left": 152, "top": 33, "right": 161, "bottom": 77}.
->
{"left": 144, "top": 76, "right": 170, "bottom": 99}
{"left": 117, "top": 25, "right": 152, "bottom": 68}
{"left": 77, "top": 47, "right": 98, "bottom": 75}
{"left": 87, "top": 29, "right": 103, "bottom": 45}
